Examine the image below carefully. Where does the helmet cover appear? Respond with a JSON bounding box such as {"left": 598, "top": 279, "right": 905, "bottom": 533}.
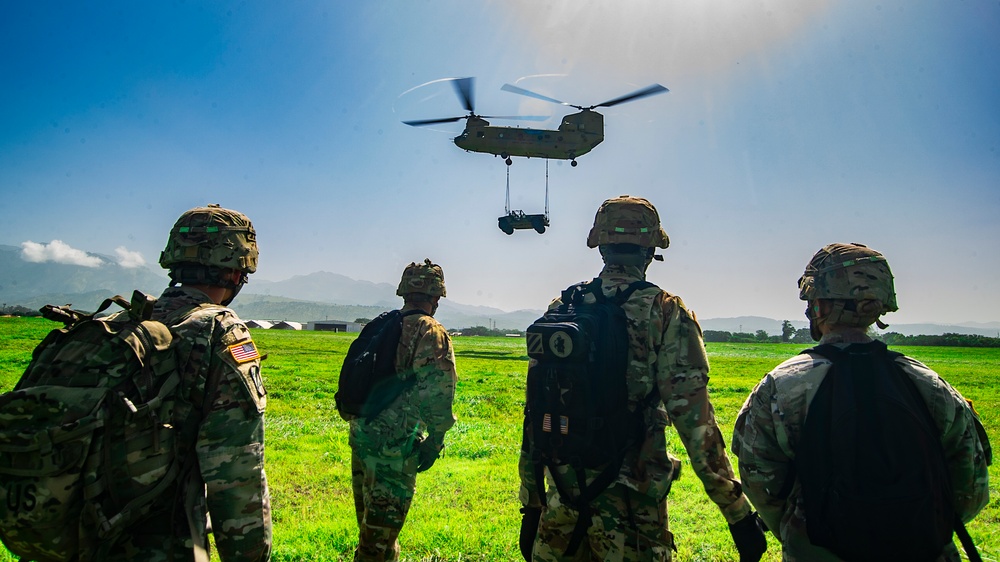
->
{"left": 798, "top": 243, "right": 898, "bottom": 329}
{"left": 159, "top": 204, "right": 258, "bottom": 274}
{"left": 396, "top": 258, "right": 446, "bottom": 297}
{"left": 587, "top": 195, "right": 669, "bottom": 249}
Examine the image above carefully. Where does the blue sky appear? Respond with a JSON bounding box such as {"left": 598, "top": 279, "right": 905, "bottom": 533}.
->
{"left": 1, "top": 1, "right": 997, "bottom": 325}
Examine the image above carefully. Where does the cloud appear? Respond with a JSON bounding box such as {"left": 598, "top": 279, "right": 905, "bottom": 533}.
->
{"left": 21, "top": 240, "right": 104, "bottom": 268}
{"left": 115, "top": 246, "right": 147, "bottom": 269}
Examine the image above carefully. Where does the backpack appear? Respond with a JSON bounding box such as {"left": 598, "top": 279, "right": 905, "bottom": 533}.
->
{"left": 335, "top": 309, "right": 427, "bottom": 421}
{"left": 523, "top": 278, "right": 654, "bottom": 555}
{"left": 795, "top": 341, "right": 979, "bottom": 562}
{"left": 0, "top": 290, "right": 202, "bottom": 562}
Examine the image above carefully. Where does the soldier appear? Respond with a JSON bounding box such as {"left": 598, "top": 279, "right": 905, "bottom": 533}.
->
{"left": 113, "top": 204, "right": 272, "bottom": 561}
{"left": 732, "top": 243, "right": 991, "bottom": 561}
{"left": 519, "top": 195, "right": 767, "bottom": 562}
{"left": 349, "top": 259, "right": 458, "bottom": 562}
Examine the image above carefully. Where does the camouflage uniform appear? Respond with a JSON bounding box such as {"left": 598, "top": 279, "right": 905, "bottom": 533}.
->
{"left": 733, "top": 243, "right": 990, "bottom": 562}
{"left": 731, "top": 331, "right": 991, "bottom": 562}
{"left": 519, "top": 264, "right": 752, "bottom": 561}
{"left": 349, "top": 306, "right": 458, "bottom": 562}
{"left": 105, "top": 285, "right": 272, "bottom": 561}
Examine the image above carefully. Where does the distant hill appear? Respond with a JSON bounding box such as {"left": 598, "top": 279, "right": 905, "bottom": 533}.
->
{"left": 230, "top": 294, "right": 540, "bottom": 332}
{"left": 0, "top": 244, "right": 168, "bottom": 310}
{"left": 699, "top": 316, "right": 808, "bottom": 336}
{"left": 244, "top": 271, "right": 398, "bottom": 306}
{"left": 0, "top": 245, "right": 540, "bottom": 329}
{"left": 3, "top": 243, "right": 996, "bottom": 334}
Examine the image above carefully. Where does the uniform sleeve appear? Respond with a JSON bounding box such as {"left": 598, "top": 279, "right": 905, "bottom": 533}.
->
{"left": 196, "top": 316, "right": 272, "bottom": 562}
{"left": 732, "top": 375, "right": 790, "bottom": 533}
{"left": 905, "top": 359, "right": 992, "bottom": 523}
{"left": 654, "top": 294, "right": 751, "bottom": 524}
{"left": 518, "top": 412, "right": 544, "bottom": 508}
{"left": 943, "top": 398, "right": 991, "bottom": 523}
{"left": 412, "top": 322, "right": 457, "bottom": 450}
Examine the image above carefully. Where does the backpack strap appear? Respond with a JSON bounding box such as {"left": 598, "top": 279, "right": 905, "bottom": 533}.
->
{"left": 40, "top": 294, "right": 132, "bottom": 327}
{"left": 612, "top": 280, "right": 655, "bottom": 305}
{"left": 553, "top": 453, "right": 628, "bottom": 556}
{"left": 562, "top": 277, "right": 655, "bottom": 307}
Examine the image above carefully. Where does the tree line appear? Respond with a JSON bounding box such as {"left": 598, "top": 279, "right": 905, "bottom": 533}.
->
{"left": 7, "top": 308, "right": 997, "bottom": 347}
{"left": 0, "top": 304, "right": 42, "bottom": 317}
{"left": 704, "top": 320, "right": 1000, "bottom": 348}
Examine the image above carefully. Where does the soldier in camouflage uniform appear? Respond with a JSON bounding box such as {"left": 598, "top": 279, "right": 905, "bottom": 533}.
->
{"left": 732, "top": 243, "right": 992, "bottom": 561}
{"left": 519, "top": 195, "right": 766, "bottom": 562}
{"left": 349, "top": 259, "right": 458, "bottom": 562}
{"left": 110, "top": 204, "right": 272, "bottom": 561}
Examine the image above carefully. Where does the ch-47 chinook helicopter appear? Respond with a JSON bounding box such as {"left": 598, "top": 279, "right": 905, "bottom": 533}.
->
{"left": 403, "top": 77, "right": 669, "bottom": 166}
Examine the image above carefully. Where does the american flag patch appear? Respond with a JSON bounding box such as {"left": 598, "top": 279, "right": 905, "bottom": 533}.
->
{"left": 229, "top": 341, "right": 260, "bottom": 363}
{"left": 541, "top": 414, "right": 569, "bottom": 435}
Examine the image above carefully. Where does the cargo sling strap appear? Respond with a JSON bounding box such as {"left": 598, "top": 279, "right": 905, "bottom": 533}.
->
{"left": 531, "top": 279, "right": 656, "bottom": 557}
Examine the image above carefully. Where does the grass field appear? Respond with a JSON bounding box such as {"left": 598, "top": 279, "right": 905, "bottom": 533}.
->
{"left": 1, "top": 316, "right": 998, "bottom": 561}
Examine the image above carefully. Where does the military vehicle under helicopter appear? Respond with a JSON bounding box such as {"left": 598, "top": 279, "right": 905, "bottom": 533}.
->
{"left": 402, "top": 77, "right": 668, "bottom": 234}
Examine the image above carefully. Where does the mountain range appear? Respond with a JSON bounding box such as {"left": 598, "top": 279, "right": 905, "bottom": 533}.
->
{"left": 3, "top": 243, "right": 998, "bottom": 336}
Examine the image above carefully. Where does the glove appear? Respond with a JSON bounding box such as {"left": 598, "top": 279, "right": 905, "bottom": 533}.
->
{"left": 416, "top": 441, "right": 440, "bottom": 473}
{"left": 729, "top": 511, "right": 767, "bottom": 562}
{"left": 519, "top": 506, "right": 542, "bottom": 562}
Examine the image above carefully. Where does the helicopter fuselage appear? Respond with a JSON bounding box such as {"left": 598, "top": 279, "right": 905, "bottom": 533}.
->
{"left": 454, "top": 109, "right": 604, "bottom": 161}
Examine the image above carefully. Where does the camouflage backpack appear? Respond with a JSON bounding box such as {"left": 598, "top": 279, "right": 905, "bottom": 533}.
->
{"left": 0, "top": 291, "right": 202, "bottom": 562}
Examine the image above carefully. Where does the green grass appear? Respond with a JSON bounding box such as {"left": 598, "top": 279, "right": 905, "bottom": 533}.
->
{"left": 1, "top": 318, "right": 997, "bottom": 561}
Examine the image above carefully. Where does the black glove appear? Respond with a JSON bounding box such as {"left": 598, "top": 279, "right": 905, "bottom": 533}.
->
{"left": 416, "top": 441, "right": 440, "bottom": 473}
{"left": 519, "top": 506, "right": 542, "bottom": 562}
{"left": 729, "top": 511, "right": 767, "bottom": 562}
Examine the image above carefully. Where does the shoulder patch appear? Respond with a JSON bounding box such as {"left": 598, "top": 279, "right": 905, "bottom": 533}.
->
{"left": 229, "top": 340, "right": 260, "bottom": 364}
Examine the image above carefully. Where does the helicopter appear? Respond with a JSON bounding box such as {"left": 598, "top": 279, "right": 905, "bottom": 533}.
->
{"left": 403, "top": 77, "right": 669, "bottom": 166}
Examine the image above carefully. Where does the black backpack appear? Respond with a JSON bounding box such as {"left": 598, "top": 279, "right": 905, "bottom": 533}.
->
{"left": 796, "top": 341, "right": 980, "bottom": 562}
{"left": 523, "top": 278, "right": 654, "bottom": 555}
{"left": 335, "top": 309, "right": 426, "bottom": 421}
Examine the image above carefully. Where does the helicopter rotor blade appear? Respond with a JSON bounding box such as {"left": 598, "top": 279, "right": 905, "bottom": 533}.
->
{"left": 402, "top": 116, "right": 467, "bottom": 127}
{"left": 593, "top": 84, "right": 669, "bottom": 109}
{"left": 452, "top": 77, "right": 475, "bottom": 113}
{"left": 501, "top": 83, "right": 572, "bottom": 107}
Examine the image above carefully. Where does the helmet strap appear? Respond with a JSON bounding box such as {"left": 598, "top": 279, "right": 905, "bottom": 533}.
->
{"left": 221, "top": 281, "right": 244, "bottom": 306}
{"left": 599, "top": 245, "right": 655, "bottom": 268}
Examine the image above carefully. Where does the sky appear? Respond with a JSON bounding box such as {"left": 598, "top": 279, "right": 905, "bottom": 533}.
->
{"left": 1, "top": 1, "right": 998, "bottom": 325}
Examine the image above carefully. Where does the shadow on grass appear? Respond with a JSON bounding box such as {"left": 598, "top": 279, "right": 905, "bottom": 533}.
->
{"left": 455, "top": 350, "right": 529, "bottom": 362}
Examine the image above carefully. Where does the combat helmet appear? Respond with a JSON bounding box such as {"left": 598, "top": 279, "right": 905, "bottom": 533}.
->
{"left": 798, "top": 242, "right": 897, "bottom": 335}
{"left": 396, "top": 259, "right": 446, "bottom": 298}
{"left": 587, "top": 195, "right": 669, "bottom": 249}
{"left": 159, "top": 204, "right": 258, "bottom": 290}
